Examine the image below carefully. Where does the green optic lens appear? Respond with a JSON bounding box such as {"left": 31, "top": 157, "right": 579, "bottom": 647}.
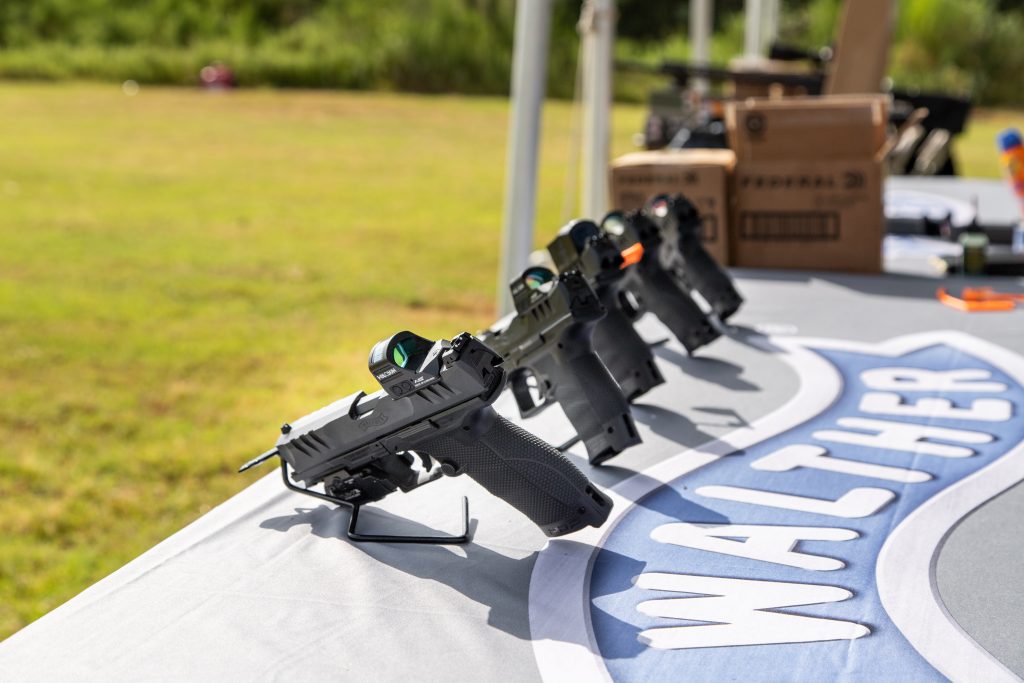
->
{"left": 524, "top": 268, "right": 553, "bottom": 290}
{"left": 392, "top": 342, "right": 410, "bottom": 368}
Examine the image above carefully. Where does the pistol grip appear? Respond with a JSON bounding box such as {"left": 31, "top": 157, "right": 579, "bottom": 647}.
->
{"left": 639, "top": 266, "right": 719, "bottom": 353}
{"left": 420, "top": 407, "right": 611, "bottom": 536}
{"left": 538, "top": 335, "right": 641, "bottom": 465}
{"left": 592, "top": 306, "right": 665, "bottom": 401}
{"left": 679, "top": 238, "right": 744, "bottom": 321}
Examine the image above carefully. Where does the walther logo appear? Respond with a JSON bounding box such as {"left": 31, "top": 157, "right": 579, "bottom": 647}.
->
{"left": 530, "top": 332, "right": 1024, "bottom": 683}
{"left": 356, "top": 412, "right": 389, "bottom": 431}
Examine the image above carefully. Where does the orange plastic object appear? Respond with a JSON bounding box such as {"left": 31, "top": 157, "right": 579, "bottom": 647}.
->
{"left": 961, "top": 286, "right": 1024, "bottom": 302}
{"left": 619, "top": 243, "right": 644, "bottom": 269}
{"left": 937, "top": 288, "right": 1016, "bottom": 312}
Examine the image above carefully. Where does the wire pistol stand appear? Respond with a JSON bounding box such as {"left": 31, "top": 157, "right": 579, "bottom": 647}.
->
{"left": 277, "top": 461, "right": 471, "bottom": 545}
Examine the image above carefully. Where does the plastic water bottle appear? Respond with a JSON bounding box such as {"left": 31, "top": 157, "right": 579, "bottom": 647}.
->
{"left": 997, "top": 128, "right": 1024, "bottom": 253}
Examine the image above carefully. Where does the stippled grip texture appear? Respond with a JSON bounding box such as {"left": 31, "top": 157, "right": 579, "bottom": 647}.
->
{"left": 638, "top": 265, "right": 719, "bottom": 353}
{"left": 535, "top": 337, "right": 641, "bottom": 464}
{"left": 419, "top": 407, "right": 611, "bottom": 536}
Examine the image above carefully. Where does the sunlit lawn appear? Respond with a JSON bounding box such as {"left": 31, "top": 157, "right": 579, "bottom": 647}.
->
{"left": 0, "top": 81, "right": 1019, "bottom": 640}
{"left": 0, "top": 82, "right": 649, "bottom": 639}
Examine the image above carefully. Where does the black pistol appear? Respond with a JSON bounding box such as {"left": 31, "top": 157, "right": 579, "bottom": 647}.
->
{"left": 480, "top": 267, "right": 641, "bottom": 465}
{"left": 602, "top": 210, "right": 720, "bottom": 354}
{"left": 547, "top": 219, "right": 665, "bottom": 401}
{"left": 646, "top": 194, "right": 744, "bottom": 321}
{"left": 239, "top": 331, "right": 611, "bottom": 537}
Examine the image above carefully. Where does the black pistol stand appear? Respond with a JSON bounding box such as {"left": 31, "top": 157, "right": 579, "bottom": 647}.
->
{"left": 279, "top": 461, "right": 471, "bottom": 545}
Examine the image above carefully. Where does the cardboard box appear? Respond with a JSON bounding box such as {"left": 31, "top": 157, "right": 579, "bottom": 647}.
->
{"left": 728, "top": 95, "right": 888, "bottom": 162}
{"left": 725, "top": 96, "right": 889, "bottom": 272}
{"left": 609, "top": 149, "right": 735, "bottom": 265}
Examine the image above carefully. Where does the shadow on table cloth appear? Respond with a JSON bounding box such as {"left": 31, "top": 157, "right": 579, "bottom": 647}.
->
{"left": 651, "top": 344, "right": 762, "bottom": 393}
{"left": 257, "top": 476, "right": 726, "bottom": 658}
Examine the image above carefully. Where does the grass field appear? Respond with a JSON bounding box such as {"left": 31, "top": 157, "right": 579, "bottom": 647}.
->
{"left": 0, "top": 82, "right": 1020, "bottom": 640}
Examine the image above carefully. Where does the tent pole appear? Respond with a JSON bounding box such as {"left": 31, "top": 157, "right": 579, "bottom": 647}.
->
{"left": 580, "top": 0, "right": 616, "bottom": 221}
{"left": 497, "top": 0, "right": 552, "bottom": 315}
{"left": 690, "top": 0, "right": 713, "bottom": 95}
{"left": 743, "top": 0, "right": 763, "bottom": 59}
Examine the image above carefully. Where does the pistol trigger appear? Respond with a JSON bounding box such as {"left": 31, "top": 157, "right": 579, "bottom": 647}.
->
{"left": 521, "top": 386, "right": 550, "bottom": 418}
{"left": 539, "top": 378, "right": 555, "bottom": 405}
{"left": 416, "top": 451, "right": 433, "bottom": 472}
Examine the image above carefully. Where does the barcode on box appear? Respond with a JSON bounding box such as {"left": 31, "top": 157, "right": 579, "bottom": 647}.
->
{"left": 739, "top": 212, "right": 840, "bottom": 241}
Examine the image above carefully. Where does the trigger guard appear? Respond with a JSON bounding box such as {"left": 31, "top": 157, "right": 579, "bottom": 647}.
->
{"left": 404, "top": 450, "right": 443, "bottom": 486}
{"left": 618, "top": 288, "right": 645, "bottom": 320}
{"left": 511, "top": 370, "right": 550, "bottom": 418}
